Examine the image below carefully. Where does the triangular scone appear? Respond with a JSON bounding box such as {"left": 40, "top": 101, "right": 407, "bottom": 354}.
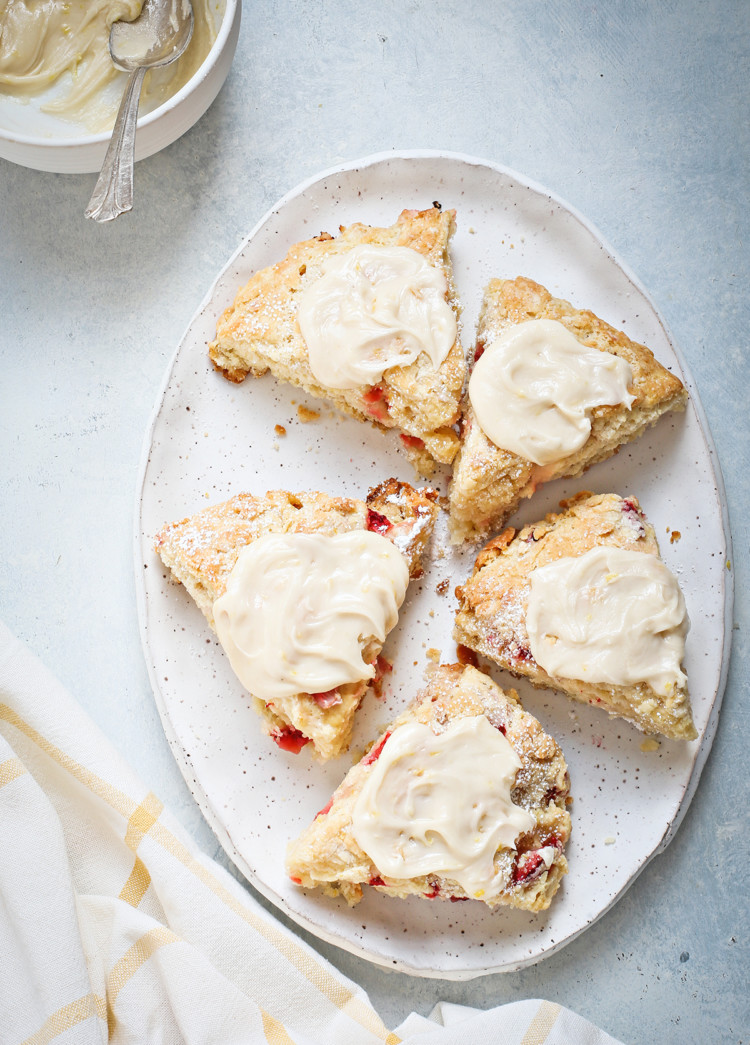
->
{"left": 154, "top": 479, "right": 438, "bottom": 760}
{"left": 448, "top": 277, "right": 687, "bottom": 542}
{"left": 286, "top": 663, "right": 571, "bottom": 911}
{"left": 209, "top": 208, "right": 466, "bottom": 474}
{"left": 454, "top": 492, "right": 696, "bottom": 740}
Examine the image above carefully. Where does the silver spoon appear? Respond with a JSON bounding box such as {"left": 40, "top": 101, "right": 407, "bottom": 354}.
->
{"left": 85, "top": 0, "right": 194, "bottom": 223}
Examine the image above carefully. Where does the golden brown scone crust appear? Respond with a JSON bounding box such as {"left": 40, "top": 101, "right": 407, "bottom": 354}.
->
{"left": 448, "top": 277, "right": 688, "bottom": 542}
{"left": 154, "top": 482, "right": 439, "bottom": 760}
{"left": 454, "top": 491, "right": 697, "bottom": 740}
{"left": 286, "top": 663, "right": 571, "bottom": 911}
{"left": 209, "top": 208, "right": 466, "bottom": 473}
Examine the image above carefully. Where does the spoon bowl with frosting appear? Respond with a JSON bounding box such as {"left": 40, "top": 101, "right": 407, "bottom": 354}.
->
{"left": 0, "top": 0, "right": 240, "bottom": 172}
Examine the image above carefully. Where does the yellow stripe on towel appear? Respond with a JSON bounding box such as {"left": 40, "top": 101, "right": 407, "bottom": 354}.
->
{"left": 21, "top": 993, "right": 106, "bottom": 1045}
{"left": 0, "top": 704, "right": 396, "bottom": 1044}
{"left": 520, "top": 1000, "right": 562, "bottom": 1044}
{"left": 0, "top": 755, "right": 27, "bottom": 789}
{"left": 106, "top": 926, "right": 180, "bottom": 1037}
{"left": 119, "top": 791, "right": 164, "bottom": 907}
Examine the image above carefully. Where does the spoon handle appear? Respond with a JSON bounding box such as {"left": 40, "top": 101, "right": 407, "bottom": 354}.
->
{"left": 85, "top": 65, "right": 147, "bottom": 224}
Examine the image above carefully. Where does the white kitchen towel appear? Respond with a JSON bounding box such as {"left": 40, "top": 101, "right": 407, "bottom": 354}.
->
{"left": 0, "top": 621, "right": 624, "bottom": 1045}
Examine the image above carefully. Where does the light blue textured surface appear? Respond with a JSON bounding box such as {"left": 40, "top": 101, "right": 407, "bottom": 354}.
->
{"left": 0, "top": 2, "right": 747, "bottom": 1042}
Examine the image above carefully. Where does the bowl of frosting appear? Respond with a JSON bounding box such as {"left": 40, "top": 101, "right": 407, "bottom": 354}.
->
{"left": 0, "top": 0, "right": 240, "bottom": 173}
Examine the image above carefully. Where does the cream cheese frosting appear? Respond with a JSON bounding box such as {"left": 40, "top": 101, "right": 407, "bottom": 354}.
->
{"left": 350, "top": 716, "right": 534, "bottom": 900}
{"left": 297, "top": 244, "right": 457, "bottom": 389}
{"left": 468, "top": 318, "right": 634, "bottom": 465}
{"left": 526, "top": 546, "right": 689, "bottom": 695}
{"left": 0, "top": 0, "right": 216, "bottom": 132}
{"left": 213, "top": 531, "right": 409, "bottom": 700}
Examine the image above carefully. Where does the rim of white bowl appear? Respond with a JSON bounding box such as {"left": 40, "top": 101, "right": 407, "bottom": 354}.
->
{"left": 0, "top": 0, "right": 238, "bottom": 149}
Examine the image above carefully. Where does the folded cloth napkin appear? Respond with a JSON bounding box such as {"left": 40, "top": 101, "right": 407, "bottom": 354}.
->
{"left": 0, "top": 621, "right": 625, "bottom": 1045}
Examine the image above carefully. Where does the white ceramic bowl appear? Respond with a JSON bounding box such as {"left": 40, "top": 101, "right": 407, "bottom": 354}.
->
{"left": 0, "top": 0, "right": 240, "bottom": 174}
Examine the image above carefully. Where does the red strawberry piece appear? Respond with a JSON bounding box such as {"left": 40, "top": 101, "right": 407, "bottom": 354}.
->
{"left": 363, "top": 731, "right": 391, "bottom": 765}
{"left": 374, "top": 654, "right": 392, "bottom": 679}
{"left": 513, "top": 645, "right": 533, "bottom": 664}
{"left": 271, "top": 726, "right": 310, "bottom": 753}
{"left": 512, "top": 851, "right": 546, "bottom": 885}
{"left": 621, "top": 497, "right": 646, "bottom": 536}
{"left": 315, "top": 798, "right": 334, "bottom": 819}
{"left": 362, "top": 385, "right": 390, "bottom": 421}
{"left": 366, "top": 508, "right": 393, "bottom": 535}
{"left": 310, "top": 688, "right": 342, "bottom": 709}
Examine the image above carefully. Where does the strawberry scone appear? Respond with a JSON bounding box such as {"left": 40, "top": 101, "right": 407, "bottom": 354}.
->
{"left": 209, "top": 207, "right": 466, "bottom": 475}
{"left": 454, "top": 492, "right": 696, "bottom": 740}
{"left": 449, "top": 277, "right": 687, "bottom": 542}
{"left": 154, "top": 480, "right": 439, "bottom": 760}
{"left": 286, "top": 663, "right": 571, "bottom": 910}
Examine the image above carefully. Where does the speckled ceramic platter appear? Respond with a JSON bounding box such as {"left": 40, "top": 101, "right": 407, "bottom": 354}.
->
{"left": 135, "top": 151, "right": 732, "bottom": 979}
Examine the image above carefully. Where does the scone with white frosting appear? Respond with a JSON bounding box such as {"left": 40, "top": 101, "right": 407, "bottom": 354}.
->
{"left": 286, "top": 663, "right": 571, "bottom": 910}
{"left": 209, "top": 207, "right": 466, "bottom": 475}
{"left": 449, "top": 277, "right": 687, "bottom": 542}
{"left": 454, "top": 491, "right": 696, "bottom": 740}
{"left": 154, "top": 480, "right": 439, "bottom": 760}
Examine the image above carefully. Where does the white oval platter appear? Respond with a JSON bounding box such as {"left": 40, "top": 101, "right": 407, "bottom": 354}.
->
{"left": 135, "top": 151, "right": 732, "bottom": 979}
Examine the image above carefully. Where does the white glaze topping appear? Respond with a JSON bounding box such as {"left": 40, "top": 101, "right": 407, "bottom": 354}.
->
{"left": 351, "top": 716, "right": 535, "bottom": 899}
{"left": 213, "top": 531, "right": 409, "bottom": 700}
{"left": 468, "top": 318, "right": 634, "bottom": 465}
{"left": 526, "top": 546, "right": 689, "bottom": 695}
{"left": 297, "top": 244, "right": 457, "bottom": 389}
